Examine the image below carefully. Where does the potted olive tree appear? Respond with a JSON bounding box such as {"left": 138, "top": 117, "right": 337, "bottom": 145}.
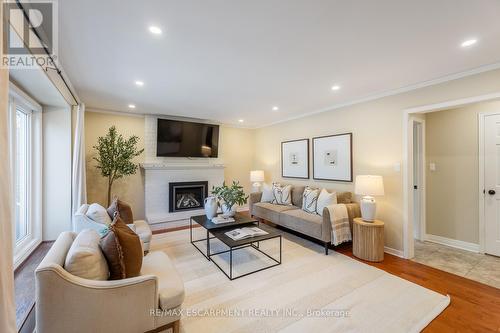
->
{"left": 211, "top": 181, "right": 248, "bottom": 217}
{"left": 93, "top": 126, "right": 144, "bottom": 205}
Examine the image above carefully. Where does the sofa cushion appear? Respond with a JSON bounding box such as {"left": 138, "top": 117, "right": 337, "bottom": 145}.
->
{"left": 100, "top": 215, "right": 143, "bottom": 279}
{"left": 302, "top": 187, "right": 319, "bottom": 213}
{"left": 253, "top": 202, "right": 298, "bottom": 222}
{"left": 260, "top": 183, "right": 275, "bottom": 202}
{"left": 64, "top": 229, "right": 109, "bottom": 280}
{"left": 107, "top": 198, "right": 134, "bottom": 225}
{"left": 133, "top": 220, "right": 153, "bottom": 246}
{"left": 291, "top": 186, "right": 305, "bottom": 207}
{"left": 316, "top": 189, "right": 338, "bottom": 216}
{"left": 272, "top": 184, "right": 292, "bottom": 205}
{"left": 337, "top": 192, "right": 352, "bottom": 204}
{"left": 280, "top": 209, "right": 323, "bottom": 240}
{"left": 86, "top": 203, "right": 113, "bottom": 225}
{"left": 141, "top": 251, "right": 185, "bottom": 310}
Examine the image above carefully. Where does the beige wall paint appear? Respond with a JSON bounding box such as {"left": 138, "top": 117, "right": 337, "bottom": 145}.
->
{"left": 219, "top": 125, "right": 255, "bottom": 195}
{"left": 85, "top": 111, "right": 146, "bottom": 218}
{"left": 254, "top": 69, "right": 500, "bottom": 252}
{"left": 425, "top": 100, "right": 500, "bottom": 244}
{"left": 85, "top": 112, "right": 255, "bottom": 219}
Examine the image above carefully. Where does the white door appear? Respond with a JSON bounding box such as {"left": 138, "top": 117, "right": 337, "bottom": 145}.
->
{"left": 413, "top": 121, "right": 423, "bottom": 240}
{"left": 484, "top": 114, "right": 500, "bottom": 256}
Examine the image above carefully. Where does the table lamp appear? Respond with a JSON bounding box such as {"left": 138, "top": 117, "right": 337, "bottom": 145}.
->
{"left": 250, "top": 170, "right": 265, "bottom": 192}
{"left": 355, "top": 175, "right": 385, "bottom": 222}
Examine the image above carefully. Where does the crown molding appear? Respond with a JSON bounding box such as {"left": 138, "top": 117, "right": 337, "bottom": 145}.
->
{"left": 255, "top": 62, "right": 500, "bottom": 129}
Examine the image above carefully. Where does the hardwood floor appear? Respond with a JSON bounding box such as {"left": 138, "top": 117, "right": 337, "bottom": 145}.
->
{"left": 157, "top": 220, "right": 500, "bottom": 332}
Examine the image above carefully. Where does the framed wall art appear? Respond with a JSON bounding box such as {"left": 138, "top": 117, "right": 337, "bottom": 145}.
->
{"left": 312, "top": 133, "right": 352, "bottom": 182}
{"left": 281, "top": 139, "right": 309, "bottom": 179}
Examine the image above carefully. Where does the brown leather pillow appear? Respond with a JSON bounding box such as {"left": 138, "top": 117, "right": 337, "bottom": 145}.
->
{"left": 107, "top": 198, "right": 134, "bottom": 225}
{"left": 100, "top": 215, "right": 143, "bottom": 280}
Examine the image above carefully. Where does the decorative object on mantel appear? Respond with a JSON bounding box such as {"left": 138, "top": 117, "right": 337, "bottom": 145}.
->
{"left": 93, "top": 126, "right": 144, "bottom": 205}
{"left": 355, "top": 175, "right": 385, "bottom": 222}
{"left": 211, "top": 181, "right": 248, "bottom": 218}
{"left": 281, "top": 139, "right": 309, "bottom": 179}
{"left": 312, "top": 133, "right": 353, "bottom": 182}
{"left": 204, "top": 196, "right": 218, "bottom": 219}
{"left": 250, "top": 170, "right": 265, "bottom": 192}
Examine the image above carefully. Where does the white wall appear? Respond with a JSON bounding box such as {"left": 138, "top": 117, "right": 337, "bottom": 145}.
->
{"left": 43, "top": 106, "right": 72, "bottom": 240}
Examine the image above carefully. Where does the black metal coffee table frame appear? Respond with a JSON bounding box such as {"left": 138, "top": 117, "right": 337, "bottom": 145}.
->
{"left": 190, "top": 214, "right": 282, "bottom": 280}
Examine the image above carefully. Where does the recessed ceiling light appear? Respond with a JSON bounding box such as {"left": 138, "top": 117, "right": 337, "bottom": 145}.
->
{"left": 149, "top": 26, "right": 162, "bottom": 35}
{"left": 331, "top": 85, "right": 341, "bottom": 91}
{"left": 238, "top": 119, "right": 244, "bottom": 123}
{"left": 135, "top": 80, "right": 144, "bottom": 87}
{"left": 272, "top": 106, "right": 279, "bottom": 111}
{"left": 461, "top": 38, "right": 477, "bottom": 48}
{"left": 128, "top": 104, "right": 136, "bottom": 109}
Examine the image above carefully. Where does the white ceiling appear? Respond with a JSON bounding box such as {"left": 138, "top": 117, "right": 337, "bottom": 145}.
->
{"left": 58, "top": 0, "right": 500, "bottom": 127}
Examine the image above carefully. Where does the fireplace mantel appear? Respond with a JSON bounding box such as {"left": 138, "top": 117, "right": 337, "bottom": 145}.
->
{"left": 140, "top": 163, "right": 225, "bottom": 170}
{"left": 142, "top": 163, "right": 225, "bottom": 224}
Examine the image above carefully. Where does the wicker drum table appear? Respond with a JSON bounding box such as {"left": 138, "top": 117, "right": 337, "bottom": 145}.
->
{"left": 353, "top": 218, "right": 384, "bottom": 262}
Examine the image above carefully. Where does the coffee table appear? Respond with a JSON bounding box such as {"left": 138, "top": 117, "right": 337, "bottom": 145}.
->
{"left": 189, "top": 213, "right": 259, "bottom": 260}
{"left": 209, "top": 223, "right": 282, "bottom": 280}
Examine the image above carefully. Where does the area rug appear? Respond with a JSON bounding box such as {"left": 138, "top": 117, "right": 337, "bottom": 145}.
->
{"left": 151, "top": 228, "right": 450, "bottom": 333}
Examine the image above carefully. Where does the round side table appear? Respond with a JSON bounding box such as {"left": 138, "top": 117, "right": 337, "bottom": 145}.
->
{"left": 353, "top": 218, "right": 384, "bottom": 262}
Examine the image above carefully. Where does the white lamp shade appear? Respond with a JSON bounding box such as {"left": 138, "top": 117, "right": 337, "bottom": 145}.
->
{"left": 355, "top": 175, "right": 385, "bottom": 196}
{"left": 250, "top": 170, "right": 265, "bottom": 182}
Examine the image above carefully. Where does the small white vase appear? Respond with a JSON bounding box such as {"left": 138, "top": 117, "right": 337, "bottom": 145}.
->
{"left": 204, "top": 196, "right": 218, "bottom": 219}
{"left": 221, "top": 203, "right": 236, "bottom": 217}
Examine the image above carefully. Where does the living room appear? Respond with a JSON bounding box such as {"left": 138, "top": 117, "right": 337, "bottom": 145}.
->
{"left": 1, "top": 1, "right": 500, "bottom": 333}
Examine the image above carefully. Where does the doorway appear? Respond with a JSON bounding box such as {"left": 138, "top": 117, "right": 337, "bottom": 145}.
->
{"left": 412, "top": 120, "right": 425, "bottom": 241}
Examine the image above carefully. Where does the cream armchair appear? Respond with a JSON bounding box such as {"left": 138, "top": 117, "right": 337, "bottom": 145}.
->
{"left": 36, "top": 232, "right": 185, "bottom": 333}
{"left": 74, "top": 204, "right": 152, "bottom": 252}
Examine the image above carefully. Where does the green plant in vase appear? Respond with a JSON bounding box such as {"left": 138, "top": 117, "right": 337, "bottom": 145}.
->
{"left": 211, "top": 181, "right": 248, "bottom": 217}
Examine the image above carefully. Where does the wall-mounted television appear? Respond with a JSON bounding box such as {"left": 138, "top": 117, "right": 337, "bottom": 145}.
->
{"left": 156, "top": 118, "right": 220, "bottom": 158}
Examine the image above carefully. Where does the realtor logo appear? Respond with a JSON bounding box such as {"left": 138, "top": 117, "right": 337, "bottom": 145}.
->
{"left": 2, "top": 1, "right": 58, "bottom": 68}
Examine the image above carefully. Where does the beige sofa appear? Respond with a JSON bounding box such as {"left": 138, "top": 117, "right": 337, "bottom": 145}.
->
{"left": 249, "top": 186, "right": 360, "bottom": 255}
{"left": 36, "top": 232, "right": 184, "bottom": 333}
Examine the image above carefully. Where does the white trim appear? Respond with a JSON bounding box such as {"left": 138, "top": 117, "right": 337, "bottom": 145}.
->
{"left": 258, "top": 62, "right": 500, "bottom": 129}
{"left": 404, "top": 92, "right": 500, "bottom": 114}
{"left": 384, "top": 246, "right": 404, "bottom": 258}
{"left": 140, "top": 163, "right": 225, "bottom": 170}
{"left": 9, "top": 82, "right": 42, "bottom": 112}
{"left": 425, "top": 234, "right": 480, "bottom": 253}
{"left": 412, "top": 118, "right": 426, "bottom": 241}
{"left": 402, "top": 91, "right": 500, "bottom": 259}
{"left": 478, "top": 110, "right": 500, "bottom": 254}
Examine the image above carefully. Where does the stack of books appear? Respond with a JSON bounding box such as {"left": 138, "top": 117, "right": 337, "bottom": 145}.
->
{"left": 211, "top": 216, "right": 236, "bottom": 224}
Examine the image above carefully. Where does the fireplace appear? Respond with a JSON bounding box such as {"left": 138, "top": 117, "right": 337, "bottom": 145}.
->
{"left": 169, "top": 181, "right": 209, "bottom": 213}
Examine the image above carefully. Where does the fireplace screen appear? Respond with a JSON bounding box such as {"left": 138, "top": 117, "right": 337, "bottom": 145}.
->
{"left": 169, "top": 181, "right": 208, "bottom": 213}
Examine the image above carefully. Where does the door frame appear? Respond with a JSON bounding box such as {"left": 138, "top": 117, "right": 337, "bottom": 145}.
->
{"left": 478, "top": 110, "right": 500, "bottom": 254}
{"left": 412, "top": 118, "right": 426, "bottom": 241}
{"left": 403, "top": 92, "right": 500, "bottom": 259}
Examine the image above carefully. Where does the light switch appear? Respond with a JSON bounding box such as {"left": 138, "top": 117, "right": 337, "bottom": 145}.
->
{"left": 429, "top": 163, "right": 436, "bottom": 171}
{"left": 393, "top": 162, "right": 401, "bottom": 172}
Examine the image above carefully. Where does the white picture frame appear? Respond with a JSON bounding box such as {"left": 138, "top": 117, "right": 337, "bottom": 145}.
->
{"left": 313, "top": 133, "right": 352, "bottom": 182}
{"left": 281, "top": 139, "right": 309, "bottom": 179}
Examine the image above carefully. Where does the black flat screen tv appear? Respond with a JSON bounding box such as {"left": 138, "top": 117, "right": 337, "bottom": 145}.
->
{"left": 156, "top": 118, "right": 220, "bottom": 158}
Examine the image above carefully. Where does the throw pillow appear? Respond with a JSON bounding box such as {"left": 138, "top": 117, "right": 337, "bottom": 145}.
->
{"left": 107, "top": 198, "right": 134, "bottom": 225}
{"left": 272, "top": 184, "right": 292, "bottom": 205}
{"left": 86, "top": 203, "right": 112, "bottom": 225}
{"left": 302, "top": 187, "right": 320, "bottom": 214}
{"left": 316, "top": 189, "right": 338, "bottom": 216}
{"left": 64, "top": 229, "right": 109, "bottom": 280}
{"left": 100, "top": 215, "right": 143, "bottom": 280}
{"left": 260, "top": 183, "right": 275, "bottom": 202}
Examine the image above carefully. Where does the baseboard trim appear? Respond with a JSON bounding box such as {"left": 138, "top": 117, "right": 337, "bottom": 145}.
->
{"left": 425, "top": 234, "right": 480, "bottom": 253}
{"left": 384, "top": 246, "right": 404, "bottom": 258}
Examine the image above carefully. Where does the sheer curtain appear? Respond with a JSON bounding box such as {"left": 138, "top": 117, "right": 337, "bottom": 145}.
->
{"left": 71, "top": 103, "right": 87, "bottom": 230}
{"left": 0, "top": 61, "right": 17, "bottom": 333}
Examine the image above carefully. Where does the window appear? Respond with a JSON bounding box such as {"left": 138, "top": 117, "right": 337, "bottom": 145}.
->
{"left": 14, "top": 107, "right": 31, "bottom": 243}
{"left": 9, "top": 84, "right": 42, "bottom": 269}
